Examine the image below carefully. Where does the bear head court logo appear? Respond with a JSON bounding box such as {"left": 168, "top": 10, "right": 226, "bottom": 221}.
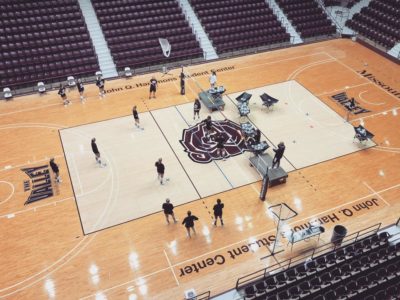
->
{"left": 180, "top": 119, "right": 248, "bottom": 163}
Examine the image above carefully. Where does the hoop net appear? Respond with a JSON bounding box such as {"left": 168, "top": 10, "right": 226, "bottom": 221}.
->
{"left": 158, "top": 38, "right": 171, "bottom": 58}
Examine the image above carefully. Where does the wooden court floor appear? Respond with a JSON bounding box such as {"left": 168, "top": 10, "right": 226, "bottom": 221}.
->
{"left": 0, "top": 39, "right": 399, "bottom": 299}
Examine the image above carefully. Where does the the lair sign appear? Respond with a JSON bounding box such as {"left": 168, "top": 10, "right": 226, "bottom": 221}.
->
{"left": 22, "top": 165, "right": 54, "bottom": 205}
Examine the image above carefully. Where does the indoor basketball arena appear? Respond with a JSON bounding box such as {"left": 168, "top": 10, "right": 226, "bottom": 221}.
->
{"left": 1, "top": 0, "right": 400, "bottom": 299}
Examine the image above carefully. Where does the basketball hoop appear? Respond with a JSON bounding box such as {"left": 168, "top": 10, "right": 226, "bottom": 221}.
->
{"left": 159, "top": 38, "right": 172, "bottom": 76}
{"left": 159, "top": 38, "right": 171, "bottom": 57}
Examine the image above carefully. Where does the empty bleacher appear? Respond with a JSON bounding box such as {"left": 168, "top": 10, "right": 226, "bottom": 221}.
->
{"left": 236, "top": 223, "right": 400, "bottom": 300}
{"left": 323, "top": 0, "right": 362, "bottom": 8}
{"left": 276, "top": 0, "right": 337, "bottom": 39}
{"left": 189, "top": 0, "right": 290, "bottom": 54}
{"left": 346, "top": 0, "right": 400, "bottom": 49}
{"left": 0, "top": 0, "right": 99, "bottom": 90}
{"left": 91, "top": 0, "right": 203, "bottom": 70}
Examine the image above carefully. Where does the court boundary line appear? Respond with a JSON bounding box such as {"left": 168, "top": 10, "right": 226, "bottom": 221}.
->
{"left": 79, "top": 181, "right": 400, "bottom": 299}
{"left": 58, "top": 129, "right": 85, "bottom": 236}
{"left": 362, "top": 182, "right": 391, "bottom": 207}
{"left": 315, "top": 82, "right": 372, "bottom": 96}
{"left": 163, "top": 250, "right": 180, "bottom": 286}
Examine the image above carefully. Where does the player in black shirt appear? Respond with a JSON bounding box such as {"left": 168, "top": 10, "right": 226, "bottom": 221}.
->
{"left": 77, "top": 79, "right": 85, "bottom": 102}
{"left": 272, "top": 142, "right": 285, "bottom": 169}
{"left": 58, "top": 84, "right": 70, "bottom": 106}
{"left": 91, "top": 138, "right": 106, "bottom": 167}
{"left": 149, "top": 76, "right": 157, "bottom": 99}
{"left": 215, "top": 132, "right": 227, "bottom": 160}
{"left": 182, "top": 211, "right": 199, "bottom": 238}
{"left": 155, "top": 158, "right": 165, "bottom": 185}
{"left": 162, "top": 198, "right": 177, "bottom": 224}
{"left": 96, "top": 76, "right": 105, "bottom": 98}
{"left": 203, "top": 115, "right": 213, "bottom": 140}
{"left": 213, "top": 199, "right": 224, "bottom": 226}
{"left": 193, "top": 99, "right": 201, "bottom": 120}
{"left": 254, "top": 129, "right": 261, "bottom": 144}
{"left": 49, "top": 158, "right": 62, "bottom": 183}
{"left": 132, "top": 105, "right": 143, "bottom": 130}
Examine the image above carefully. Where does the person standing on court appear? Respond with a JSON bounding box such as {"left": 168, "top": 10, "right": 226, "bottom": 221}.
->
{"left": 155, "top": 158, "right": 165, "bottom": 185}
{"left": 49, "top": 158, "right": 62, "bottom": 183}
{"left": 272, "top": 142, "right": 285, "bottom": 169}
{"left": 77, "top": 78, "right": 85, "bottom": 103}
{"left": 162, "top": 198, "right": 177, "bottom": 224}
{"left": 149, "top": 76, "right": 158, "bottom": 99}
{"left": 209, "top": 70, "right": 217, "bottom": 89}
{"left": 58, "top": 84, "right": 70, "bottom": 106}
{"left": 213, "top": 199, "right": 224, "bottom": 226}
{"left": 182, "top": 211, "right": 199, "bottom": 238}
{"left": 193, "top": 98, "right": 201, "bottom": 120}
{"left": 96, "top": 75, "right": 105, "bottom": 98}
{"left": 132, "top": 105, "right": 143, "bottom": 130}
{"left": 203, "top": 115, "right": 213, "bottom": 140}
{"left": 91, "top": 138, "right": 106, "bottom": 167}
{"left": 215, "top": 132, "right": 227, "bottom": 161}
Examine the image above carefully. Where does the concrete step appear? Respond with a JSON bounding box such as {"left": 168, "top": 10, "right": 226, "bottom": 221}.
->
{"left": 78, "top": 0, "right": 117, "bottom": 76}
{"left": 178, "top": 0, "right": 218, "bottom": 60}
{"left": 266, "top": 0, "right": 303, "bottom": 45}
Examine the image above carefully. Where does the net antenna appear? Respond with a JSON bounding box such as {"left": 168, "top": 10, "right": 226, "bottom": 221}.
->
{"left": 262, "top": 203, "right": 298, "bottom": 258}
{"left": 159, "top": 38, "right": 172, "bottom": 76}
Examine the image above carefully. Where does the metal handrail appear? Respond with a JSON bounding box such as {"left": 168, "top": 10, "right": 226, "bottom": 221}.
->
{"left": 236, "top": 222, "right": 382, "bottom": 290}
{"left": 316, "top": 0, "right": 345, "bottom": 34}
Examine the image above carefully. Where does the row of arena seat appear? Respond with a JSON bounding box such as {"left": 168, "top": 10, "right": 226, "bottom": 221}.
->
{"left": 189, "top": 0, "right": 289, "bottom": 54}
{"left": 93, "top": 0, "right": 175, "bottom": 9}
{"left": 94, "top": 4, "right": 181, "bottom": 17}
{"left": 240, "top": 231, "right": 400, "bottom": 300}
{"left": 346, "top": 0, "right": 400, "bottom": 49}
{"left": 276, "top": 0, "right": 336, "bottom": 38}
{"left": 323, "top": 0, "right": 362, "bottom": 7}
{"left": 0, "top": 0, "right": 98, "bottom": 90}
{"left": 100, "top": 15, "right": 182, "bottom": 29}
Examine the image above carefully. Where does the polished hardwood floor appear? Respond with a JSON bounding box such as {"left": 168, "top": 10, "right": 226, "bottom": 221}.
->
{"left": 0, "top": 39, "right": 399, "bottom": 300}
